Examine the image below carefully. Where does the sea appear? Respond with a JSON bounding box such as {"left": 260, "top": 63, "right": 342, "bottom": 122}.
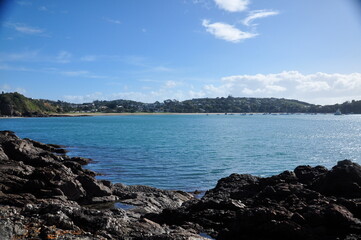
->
{"left": 1, "top": 114, "right": 360, "bottom": 191}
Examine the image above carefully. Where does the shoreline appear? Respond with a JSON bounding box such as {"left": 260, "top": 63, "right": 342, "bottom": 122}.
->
{"left": 0, "top": 112, "right": 212, "bottom": 118}
{"left": 0, "top": 112, "right": 342, "bottom": 119}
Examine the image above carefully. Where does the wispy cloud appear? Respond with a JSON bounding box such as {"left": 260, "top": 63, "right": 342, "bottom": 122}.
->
{"left": 243, "top": 10, "right": 279, "bottom": 26}
{"left": 191, "top": 0, "right": 212, "bottom": 9}
{"left": 164, "top": 80, "right": 181, "bottom": 88}
{"left": 0, "top": 84, "right": 26, "bottom": 94}
{"left": 105, "top": 18, "right": 122, "bottom": 25}
{"left": 0, "top": 51, "right": 39, "bottom": 62}
{"left": 60, "top": 70, "right": 111, "bottom": 79}
{"left": 200, "top": 2, "right": 279, "bottom": 43}
{"left": 17, "top": 1, "right": 32, "bottom": 6}
{"left": 122, "top": 55, "right": 175, "bottom": 73}
{"left": 80, "top": 55, "right": 97, "bottom": 62}
{"left": 202, "top": 19, "right": 257, "bottom": 43}
{"left": 62, "top": 88, "right": 205, "bottom": 104}
{"left": 64, "top": 92, "right": 103, "bottom": 103}
{"left": 61, "top": 71, "right": 89, "bottom": 77}
{"left": 0, "top": 64, "right": 34, "bottom": 72}
{"left": 152, "top": 66, "right": 173, "bottom": 72}
{"left": 214, "top": 0, "right": 249, "bottom": 12}
{"left": 5, "top": 22, "right": 45, "bottom": 35}
{"left": 122, "top": 55, "right": 147, "bottom": 67}
{"left": 38, "top": 6, "right": 48, "bottom": 12}
{"left": 56, "top": 51, "right": 72, "bottom": 63}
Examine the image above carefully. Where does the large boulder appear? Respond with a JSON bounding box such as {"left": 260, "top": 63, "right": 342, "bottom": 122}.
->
{"left": 313, "top": 160, "right": 361, "bottom": 198}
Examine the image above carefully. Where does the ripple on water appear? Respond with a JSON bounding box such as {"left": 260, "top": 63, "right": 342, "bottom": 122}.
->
{"left": 1, "top": 114, "right": 361, "bottom": 191}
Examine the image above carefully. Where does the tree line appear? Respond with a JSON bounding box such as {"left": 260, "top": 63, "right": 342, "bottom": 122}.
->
{"left": 1, "top": 92, "right": 361, "bottom": 116}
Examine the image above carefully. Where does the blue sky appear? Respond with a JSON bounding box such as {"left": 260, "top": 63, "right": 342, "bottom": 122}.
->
{"left": 1, "top": 0, "right": 361, "bottom": 104}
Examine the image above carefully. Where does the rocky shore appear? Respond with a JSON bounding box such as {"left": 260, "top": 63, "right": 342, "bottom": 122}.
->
{"left": 1, "top": 131, "right": 361, "bottom": 239}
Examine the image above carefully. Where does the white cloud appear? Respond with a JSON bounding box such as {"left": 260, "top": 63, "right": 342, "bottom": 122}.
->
{"left": 202, "top": 19, "right": 257, "bottom": 43}
{"left": 296, "top": 81, "right": 331, "bottom": 92}
{"left": 214, "top": 0, "right": 249, "bottom": 12}
{"left": 243, "top": 10, "right": 279, "bottom": 26}
{"left": 204, "top": 71, "right": 361, "bottom": 104}
{"left": 64, "top": 92, "right": 103, "bottom": 103}
{"left": 164, "top": 81, "right": 180, "bottom": 88}
{"left": 105, "top": 18, "right": 121, "bottom": 24}
{"left": 5, "top": 22, "right": 44, "bottom": 35}
{"left": 56, "top": 51, "right": 72, "bottom": 63}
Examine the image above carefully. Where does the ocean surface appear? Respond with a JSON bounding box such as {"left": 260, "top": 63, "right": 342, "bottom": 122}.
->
{"left": 1, "top": 114, "right": 361, "bottom": 191}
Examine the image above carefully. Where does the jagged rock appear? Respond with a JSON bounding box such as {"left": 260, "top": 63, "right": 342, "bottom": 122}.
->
{"left": 294, "top": 165, "right": 328, "bottom": 185}
{"left": 113, "top": 183, "right": 194, "bottom": 214}
{"left": 314, "top": 160, "right": 361, "bottom": 198}
{"left": 153, "top": 160, "right": 361, "bottom": 240}
{"left": 70, "top": 156, "right": 92, "bottom": 165}
{"left": 76, "top": 175, "right": 112, "bottom": 199}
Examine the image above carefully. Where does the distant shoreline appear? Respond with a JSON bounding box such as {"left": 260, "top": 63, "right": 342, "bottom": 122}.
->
{"left": 0, "top": 112, "right": 210, "bottom": 118}
{"left": 0, "top": 112, "right": 342, "bottom": 119}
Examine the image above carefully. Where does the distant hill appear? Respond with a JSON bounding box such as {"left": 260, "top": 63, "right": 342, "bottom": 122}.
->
{"left": 1, "top": 92, "right": 361, "bottom": 116}
{"left": 164, "top": 96, "right": 314, "bottom": 113}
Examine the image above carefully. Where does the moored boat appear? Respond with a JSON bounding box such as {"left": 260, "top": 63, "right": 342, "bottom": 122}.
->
{"left": 334, "top": 109, "right": 342, "bottom": 115}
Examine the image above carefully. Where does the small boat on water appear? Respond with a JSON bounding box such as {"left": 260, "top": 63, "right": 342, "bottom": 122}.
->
{"left": 334, "top": 109, "right": 342, "bottom": 115}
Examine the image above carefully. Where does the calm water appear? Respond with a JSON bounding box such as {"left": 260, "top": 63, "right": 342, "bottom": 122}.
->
{"left": 1, "top": 114, "right": 361, "bottom": 191}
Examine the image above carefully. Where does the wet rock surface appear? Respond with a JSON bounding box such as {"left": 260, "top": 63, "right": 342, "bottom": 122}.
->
{"left": 1, "top": 130, "right": 361, "bottom": 239}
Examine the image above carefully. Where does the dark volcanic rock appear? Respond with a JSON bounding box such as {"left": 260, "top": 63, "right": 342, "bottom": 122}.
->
{"left": 113, "top": 183, "right": 194, "bottom": 214}
{"left": 0, "top": 131, "right": 201, "bottom": 239}
{"left": 153, "top": 161, "right": 361, "bottom": 240}
{"left": 314, "top": 160, "right": 361, "bottom": 198}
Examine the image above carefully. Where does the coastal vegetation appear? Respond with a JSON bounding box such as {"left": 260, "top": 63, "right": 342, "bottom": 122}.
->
{"left": 0, "top": 92, "right": 60, "bottom": 116}
{"left": 1, "top": 92, "right": 361, "bottom": 116}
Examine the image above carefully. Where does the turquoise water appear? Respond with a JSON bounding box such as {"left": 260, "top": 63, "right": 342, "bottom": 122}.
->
{"left": 1, "top": 114, "right": 361, "bottom": 191}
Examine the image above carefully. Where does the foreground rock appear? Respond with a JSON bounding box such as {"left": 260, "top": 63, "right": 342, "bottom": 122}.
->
{"left": 0, "top": 131, "right": 200, "bottom": 239}
{"left": 152, "top": 161, "right": 361, "bottom": 240}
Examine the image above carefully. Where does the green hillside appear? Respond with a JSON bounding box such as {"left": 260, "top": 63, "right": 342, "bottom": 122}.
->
{"left": 0, "top": 92, "right": 60, "bottom": 116}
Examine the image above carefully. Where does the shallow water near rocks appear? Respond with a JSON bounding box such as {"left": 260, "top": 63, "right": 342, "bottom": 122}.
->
{"left": 114, "top": 202, "right": 136, "bottom": 210}
{"left": 199, "top": 232, "right": 216, "bottom": 239}
{"left": 1, "top": 114, "right": 361, "bottom": 191}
